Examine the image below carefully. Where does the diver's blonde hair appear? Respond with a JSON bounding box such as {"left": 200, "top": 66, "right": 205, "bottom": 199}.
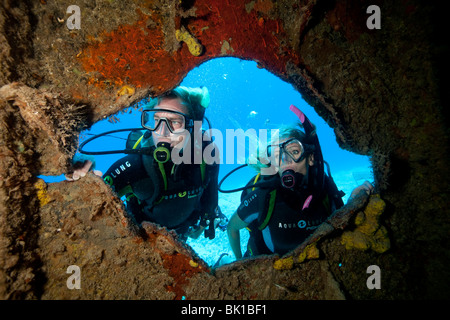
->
{"left": 144, "top": 86, "right": 210, "bottom": 121}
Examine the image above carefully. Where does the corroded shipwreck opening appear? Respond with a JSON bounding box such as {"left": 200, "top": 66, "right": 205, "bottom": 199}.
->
{"left": 1, "top": 0, "right": 449, "bottom": 299}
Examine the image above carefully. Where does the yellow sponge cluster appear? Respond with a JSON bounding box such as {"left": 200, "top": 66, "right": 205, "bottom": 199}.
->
{"left": 340, "top": 195, "right": 390, "bottom": 253}
{"left": 117, "top": 85, "right": 135, "bottom": 96}
{"left": 34, "top": 179, "right": 50, "bottom": 207}
{"left": 296, "top": 243, "right": 320, "bottom": 263}
{"left": 273, "top": 256, "right": 293, "bottom": 270}
{"left": 273, "top": 243, "right": 320, "bottom": 270}
{"left": 176, "top": 26, "right": 204, "bottom": 56}
{"left": 189, "top": 259, "right": 199, "bottom": 268}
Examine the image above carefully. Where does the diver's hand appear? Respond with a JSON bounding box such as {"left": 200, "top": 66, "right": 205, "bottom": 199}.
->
{"left": 348, "top": 181, "right": 374, "bottom": 202}
{"left": 65, "top": 160, "right": 102, "bottom": 181}
{"left": 186, "top": 225, "right": 205, "bottom": 239}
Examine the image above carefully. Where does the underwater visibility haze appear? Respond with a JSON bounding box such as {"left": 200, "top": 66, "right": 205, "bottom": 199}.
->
{"left": 42, "top": 57, "right": 373, "bottom": 266}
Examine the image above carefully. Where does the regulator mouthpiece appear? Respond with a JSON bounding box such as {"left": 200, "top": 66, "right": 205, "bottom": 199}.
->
{"left": 154, "top": 142, "right": 171, "bottom": 163}
{"left": 281, "top": 170, "right": 297, "bottom": 189}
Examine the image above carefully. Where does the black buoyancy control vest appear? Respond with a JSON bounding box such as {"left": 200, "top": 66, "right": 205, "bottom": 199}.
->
{"left": 139, "top": 153, "right": 207, "bottom": 229}
{"left": 103, "top": 150, "right": 209, "bottom": 231}
{"left": 262, "top": 188, "right": 331, "bottom": 255}
{"left": 242, "top": 173, "right": 344, "bottom": 256}
{"left": 245, "top": 172, "right": 344, "bottom": 230}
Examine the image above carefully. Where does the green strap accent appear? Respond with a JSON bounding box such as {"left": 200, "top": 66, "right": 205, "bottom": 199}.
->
{"left": 154, "top": 195, "right": 165, "bottom": 205}
{"left": 132, "top": 134, "right": 144, "bottom": 149}
{"left": 158, "top": 162, "right": 167, "bottom": 191}
{"left": 117, "top": 185, "right": 134, "bottom": 198}
{"left": 259, "top": 189, "right": 277, "bottom": 230}
{"left": 252, "top": 173, "right": 261, "bottom": 191}
{"left": 125, "top": 193, "right": 138, "bottom": 202}
{"left": 200, "top": 161, "right": 206, "bottom": 184}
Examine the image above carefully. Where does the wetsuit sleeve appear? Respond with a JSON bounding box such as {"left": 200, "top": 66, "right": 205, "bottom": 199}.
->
{"left": 236, "top": 190, "right": 261, "bottom": 225}
{"left": 102, "top": 154, "right": 143, "bottom": 198}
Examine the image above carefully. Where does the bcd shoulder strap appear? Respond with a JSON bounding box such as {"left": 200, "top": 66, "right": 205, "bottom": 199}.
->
{"left": 258, "top": 189, "right": 277, "bottom": 231}
{"left": 243, "top": 173, "right": 278, "bottom": 232}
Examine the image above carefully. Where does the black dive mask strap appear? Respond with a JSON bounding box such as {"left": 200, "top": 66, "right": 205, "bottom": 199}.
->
{"left": 289, "top": 105, "right": 324, "bottom": 193}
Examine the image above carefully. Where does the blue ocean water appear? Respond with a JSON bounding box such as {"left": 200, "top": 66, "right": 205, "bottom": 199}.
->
{"left": 40, "top": 57, "right": 373, "bottom": 266}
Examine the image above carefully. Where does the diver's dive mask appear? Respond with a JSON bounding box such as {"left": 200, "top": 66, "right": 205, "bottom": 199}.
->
{"left": 141, "top": 108, "right": 194, "bottom": 134}
{"left": 267, "top": 138, "right": 307, "bottom": 164}
{"left": 267, "top": 138, "right": 312, "bottom": 189}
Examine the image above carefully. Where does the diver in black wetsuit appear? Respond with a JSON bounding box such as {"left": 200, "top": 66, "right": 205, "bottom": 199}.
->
{"left": 231, "top": 174, "right": 338, "bottom": 257}
{"left": 76, "top": 86, "right": 225, "bottom": 241}
{"left": 226, "top": 105, "right": 373, "bottom": 258}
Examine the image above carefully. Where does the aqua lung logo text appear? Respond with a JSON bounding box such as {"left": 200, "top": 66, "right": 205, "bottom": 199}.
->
{"left": 110, "top": 161, "right": 131, "bottom": 178}
{"left": 238, "top": 194, "right": 257, "bottom": 211}
{"left": 164, "top": 187, "right": 203, "bottom": 200}
{"left": 278, "top": 218, "right": 324, "bottom": 230}
{"left": 244, "top": 194, "right": 257, "bottom": 207}
{"left": 298, "top": 220, "right": 306, "bottom": 228}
